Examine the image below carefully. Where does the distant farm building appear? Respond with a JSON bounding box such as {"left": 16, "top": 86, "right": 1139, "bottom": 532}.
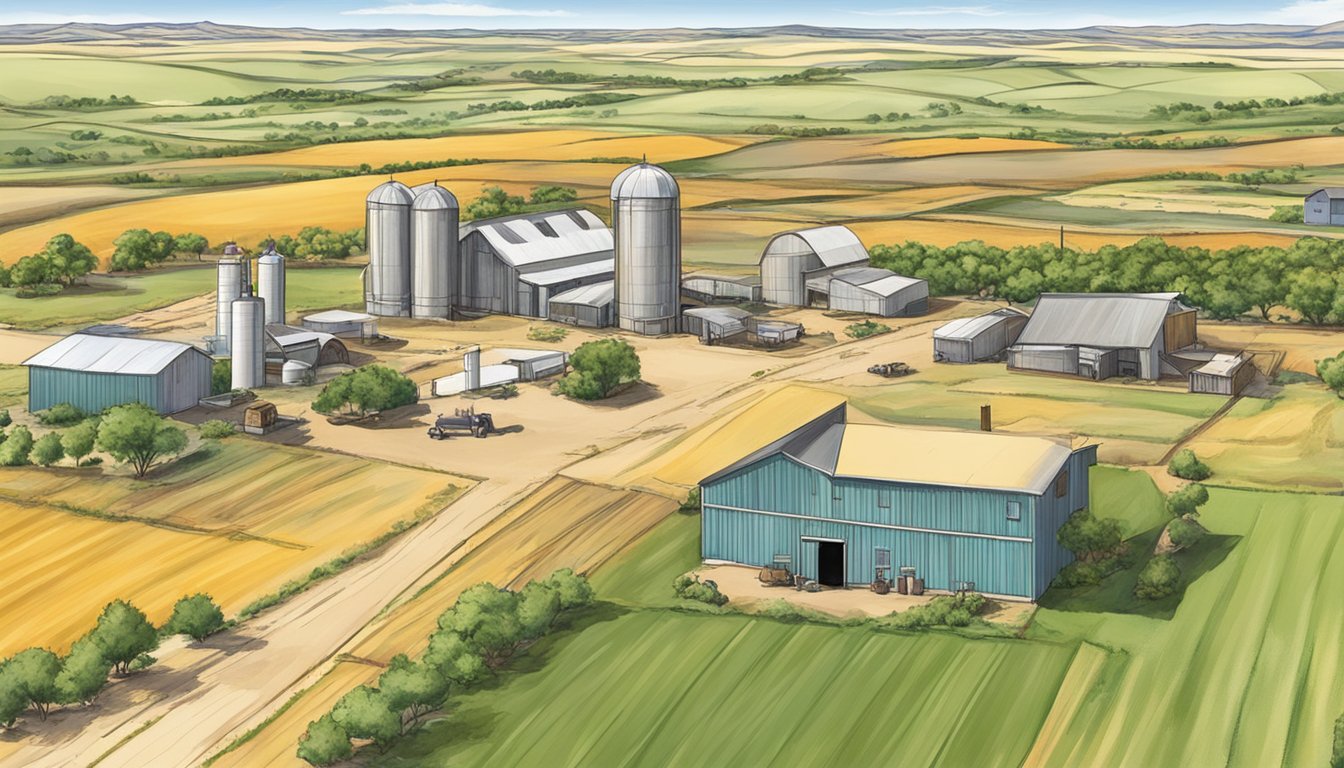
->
{"left": 547, "top": 281, "right": 614, "bottom": 328}
{"left": 1189, "top": 353, "right": 1256, "bottom": 396}
{"left": 1008, "top": 293, "right": 1197, "bottom": 381}
{"left": 23, "top": 333, "right": 212, "bottom": 415}
{"left": 264, "top": 324, "right": 350, "bottom": 376}
{"left": 458, "top": 209, "right": 614, "bottom": 320}
{"left": 1304, "top": 188, "right": 1344, "bottom": 226}
{"left": 699, "top": 404, "right": 1096, "bottom": 601}
{"left": 681, "top": 273, "right": 763, "bottom": 305}
{"left": 302, "top": 310, "right": 378, "bottom": 340}
{"left": 759, "top": 226, "right": 926, "bottom": 317}
{"left": 933, "top": 307, "right": 1029, "bottom": 363}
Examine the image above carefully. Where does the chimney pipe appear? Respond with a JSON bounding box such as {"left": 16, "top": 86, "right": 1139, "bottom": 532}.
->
{"left": 980, "top": 404, "right": 992, "bottom": 432}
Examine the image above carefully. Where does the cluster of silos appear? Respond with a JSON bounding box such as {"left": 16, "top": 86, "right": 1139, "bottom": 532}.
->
{"left": 611, "top": 161, "right": 682, "bottom": 336}
{"left": 364, "top": 180, "right": 459, "bottom": 319}
{"left": 213, "top": 241, "right": 283, "bottom": 390}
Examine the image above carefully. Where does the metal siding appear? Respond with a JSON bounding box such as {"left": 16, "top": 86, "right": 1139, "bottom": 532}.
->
{"left": 31, "top": 368, "right": 158, "bottom": 414}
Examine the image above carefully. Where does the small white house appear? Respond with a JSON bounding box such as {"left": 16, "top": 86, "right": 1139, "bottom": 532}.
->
{"left": 1305, "top": 188, "right": 1344, "bottom": 226}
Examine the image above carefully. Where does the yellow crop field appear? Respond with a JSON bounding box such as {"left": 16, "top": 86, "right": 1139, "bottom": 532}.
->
{"left": 0, "top": 442, "right": 468, "bottom": 655}
{"left": 878, "top": 137, "right": 1070, "bottom": 158}
{"left": 0, "top": 185, "right": 167, "bottom": 229}
{"left": 767, "top": 185, "right": 1034, "bottom": 218}
{"left": 850, "top": 216, "right": 1304, "bottom": 250}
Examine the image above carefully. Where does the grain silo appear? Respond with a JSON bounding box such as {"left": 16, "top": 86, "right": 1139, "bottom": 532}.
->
{"left": 410, "top": 183, "right": 459, "bottom": 319}
{"left": 364, "top": 180, "right": 413, "bottom": 317}
{"left": 611, "top": 161, "right": 681, "bottom": 335}
{"left": 215, "top": 255, "right": 245, "bottom": 355}
{"left": 257, "top": 242, "right": 286, "bottom": 325}
{"left": 230, "top": 294, "right": 266, "bottom": 390}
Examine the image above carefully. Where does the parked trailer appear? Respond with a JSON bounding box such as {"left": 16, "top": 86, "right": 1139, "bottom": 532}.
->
{"left": 427, "top": 407, "right": 497, "bottom": 439}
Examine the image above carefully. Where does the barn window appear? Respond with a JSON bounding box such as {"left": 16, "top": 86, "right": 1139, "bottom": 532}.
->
{"left": 1333, "top": 199, "right": 1344, "bottom": 215}
{"left": 877, "top": 488, "right": 892, "bottom": 508}
{"left": 1006, "top": 501, "right": 1021, "bottom": 521}
{"left": 1055, "top": 470, "right": 1069, "bottom": 498}
{"left": 875, "top": 548, "right": 892, "bottom": 569}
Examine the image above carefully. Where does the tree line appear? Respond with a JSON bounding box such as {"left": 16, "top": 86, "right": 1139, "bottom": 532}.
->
{"left": 3, "top": 403, "right": 190, "bottom": 477}
{"left": 297, "top": 570, "right": 595, "bottom": 765}
{"left": 870, "top": 235, "right": 1344, "bottom": 324}
{"left": 0, "top": 594, "right": 224, "bottom": 730}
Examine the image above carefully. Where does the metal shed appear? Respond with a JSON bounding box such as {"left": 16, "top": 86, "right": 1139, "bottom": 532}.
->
{"left": 1189, "top": 353, "right": 1256, "bottom": 395}
{"left": 698, "top": 404, "right": 1096, "bottom": 601}
{"left": 682, "top": 306, "right": 751, "bottom": 344}
{"left": 816, "top": 267, "right": 929, "bottom": 317}
{"left": 458, "top": 208, "right": 614, "bottom": 319}
{"left": 759, "top": 225, "right": 870, "bottom": 306}
{"left": 548, "top": 280, "right": 615, "bottom": 328}
{"left": 681, "top": 274, "right": 762, "bottom": 304}
{"left": 264, "top": 324, "right": 349, "bottom": 375}
{"left": 933, "top": 307, "right": 1028, "bottom": 363}
{"left": 1009, "top": 293, "right": 1196, "bottom": 381}
{"left": 23, "top": 333, "right": 212, "bottom": 415}
{"left": 1305, "top": 188, "right": 1344, "bottom": 226}
{"left": 301, "top": 310, "right": 378, "bottom": 340}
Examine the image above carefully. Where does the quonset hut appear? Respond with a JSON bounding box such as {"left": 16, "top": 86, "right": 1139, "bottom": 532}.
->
{"left": 699, "top": 404, "right": 1097, "bottom": 601}
{"left": 458, "top": 209, "right": 614, "bottom": 319}
{"left": 759, "top": 225, "right": 868, "bottom": 306}
{"left": 612, "top": 161, "right": 681, "bottom": 335}
{"left": 933, "top": 307, "right": 1029, "bottom": 363}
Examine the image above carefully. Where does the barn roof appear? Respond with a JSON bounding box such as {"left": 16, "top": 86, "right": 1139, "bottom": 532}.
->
{"left": 1015, "top": 293, "right": 1183, "bottom": 349}
{"left": 1308, "top": 187, "right": 1344, "bottom": 199}
{"left": 761, "top": 225, "right": 869, "bottom": 268}
{"left": 23, "top": 333, "right": 207, "bottom": 375}
{"left": 549, "top": 280, "right": 614, "bottom": 308}
{"left": 462, "top": 208, "right": 612, "bottom": 268}
{"left": 1192, "top": 353, "right": 1250, "bottom": 377}
{"left": 934, "top": 307, "right": 1027, "bottom": 341}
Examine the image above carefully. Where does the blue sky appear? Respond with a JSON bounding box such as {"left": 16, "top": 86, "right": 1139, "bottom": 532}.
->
{"left": 0, "top": 0, "right": 1338, "bottom": 30}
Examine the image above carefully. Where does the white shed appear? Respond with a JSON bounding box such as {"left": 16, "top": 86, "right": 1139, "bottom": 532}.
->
{"left": 934, "top": 308, "right": 1029, "bottom": 363}
{"left": 1304, "top": 188, "right": 1344, "bottom": 226}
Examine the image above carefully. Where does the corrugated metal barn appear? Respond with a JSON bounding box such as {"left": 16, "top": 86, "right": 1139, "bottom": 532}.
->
{"left": 759, "top": 225, "right": 869, "bottom": 306}
{"left": 1305, "top": 188, "right": 1344, "bottom": 226}
{"left": 23, "top": 333, "right": 213, "bottom": 415}
{"left": 809, "top": 266, "right": 929, "bottom": 317}
{"left": 1189, "top": 353, "right": 1256, "bottom": 395}
{"left": 458, "top": 208, "right": 614, "bottom": 319}
{"left": 547, "top": 280, "right": 614, "bottom": 328}
{"left": 1008, "top": 293, "right": 1197, "bottom": 381}
{"left": 699, "top": 405, "right": 1096, "bottom": 600}
{"left": 681, "top": 273, "right": 762, "bottom": 304}
{"left": 933, "top": 307, "right": 1028, "bottom": 363}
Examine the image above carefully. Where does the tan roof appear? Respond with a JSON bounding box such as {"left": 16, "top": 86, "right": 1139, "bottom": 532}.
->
{"left": 834, "top": 424, "right": 1072, "bottom": 494}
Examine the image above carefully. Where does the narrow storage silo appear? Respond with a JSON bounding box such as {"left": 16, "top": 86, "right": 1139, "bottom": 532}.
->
{"left": 365, "top": 180, "right": 413, "bottom": 317}
{"left": 215, "top": 256, "right": 245, "bottom": 355}
{"left": 410, "top": 183, "right": 459, "bottom": 319}
{"left": 464, "top": 346, "right": 481, "bottom": 391}
{"left": 230, "top": 294, "right": 266, "bottom": 390}
{"left": 611, "top": 161, "right": 681, "bottom": 335}
{"left": 257, "top": 243, "right": 286, "bottom": 325}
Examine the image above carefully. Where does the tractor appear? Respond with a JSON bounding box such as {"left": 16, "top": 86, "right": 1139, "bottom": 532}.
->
{"left": 427, "top": 407, "right": 496, "bottom": 439}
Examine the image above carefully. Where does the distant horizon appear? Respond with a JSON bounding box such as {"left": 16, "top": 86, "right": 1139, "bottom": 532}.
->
{"left": 0, "top": 0, "right": 1340, "bottom": 33}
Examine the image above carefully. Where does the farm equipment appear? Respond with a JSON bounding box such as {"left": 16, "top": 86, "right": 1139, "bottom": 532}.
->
{"left": 427, "top": 407, "right": 496, "bottom": 439}
{"left": 759, "top": 554, "right": 794, "bottom": 587}
{"left": 867, "top": 361, "right": 916, "bottom": 378}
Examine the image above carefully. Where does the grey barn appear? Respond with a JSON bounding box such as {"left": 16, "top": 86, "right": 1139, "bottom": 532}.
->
{"left": 1305, "top": 188, "right": 1344, "bottom": 226}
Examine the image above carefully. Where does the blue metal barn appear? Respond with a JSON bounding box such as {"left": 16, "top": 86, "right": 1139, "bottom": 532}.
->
{"left": 699, "top": 405, "right": 1096, "bottom": 601}
{"left": 24, "top": 333, "right": 213, "bottom": 415}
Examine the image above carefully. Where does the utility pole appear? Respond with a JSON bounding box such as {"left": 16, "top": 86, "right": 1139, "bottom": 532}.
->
{"left": 1058, "top": 225, "right": 1064, "bottom": 258}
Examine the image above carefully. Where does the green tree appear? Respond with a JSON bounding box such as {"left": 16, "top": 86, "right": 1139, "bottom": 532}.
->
{"left": 55, "top": 637, "right": 111, "bottom": 706}
{"left": 30, "top": 432, "right": 65, "bottom": 467}
{"left": 173, "top": 232, "right": 209, "bottom": 256}
{"left": 1166, "top": 483, "right": 1210, "bottom": 517}
{"left": 0, "top": 410, "right": 10, "bottom": 428}
{"left": 465, "top": 185, "right": 524, "bottom": 220}
{"left": 378, "top": 654, "right": 448, "bottom": 731}
{"left": 5, "top": 648, "right": 60, "bottom": 720}
{"left": 1135, "top": 555, "right": 1181, "bottom": 599}
{"left": 297, "top": 714, "right": 352, "bottom": 766}
{"left": 0, "top": 426, "right": 33, "bottom": 466}
{"left": 1332, "top": 712, "right": 1344, "bottom": 768}
{"left": 1167, "top": 448, "right": 1212, "bottom": 480}
{"left": 37, "top": 234, "right": 97, "bottom": 285}
{"left": 1056, "top": 509, "right": 1123, "bottom": 562}
{"left": 528, "top": 185, "right": 578, "bottom": 205}
{"left": 109, "top": 228, "right": 175, "bottom": 271}
{"left": 96, "top": 403, "right": 188, "bottom": 478}
{"left": 211, "top": 358, "right": 232, "bottom": 395}
{"left": 516, "top": 581, "right": 561, "bottom": 639}
{"left": 1319, "top": 351, "right": 1344, "bottom": 399}
{"left": 267, "top": 227, "right": 363, "bottom": 261}
{"left": 1166, "top": 517, "right": 1206, "bottom": 551}
{"left": 330, "top": 685, "right": 400, "bottom": 751}
{"left": 1285, "top": 267, "right": 1338, "bottom": 325}
{"left": 437, "top": 584, "right": 524, "bottom": 668}
{"left": 61, "top": 420, "right": 98, "bottom": 466}
{"left": 312, "top": 365, "right": 417, "bottom": 416}
{"left": 0, "top": 660, "right": 28, "bottom": 728}
{"left": 422, "top": 629, "right": 486, "bottom": 687}
{"left": 9, "top": 254, "right": 53, "bottom": 287}
{"left": 554, "top": 339, "right": 640, "bottom": 401}
{"left": 89, "top": 599, "right": 158, "bottom": 676}
{"left": 163, "top": 594, "right": 225, "bottom": 642}
{"left": 544, "top": 568, "right": 594, "bottom": 610}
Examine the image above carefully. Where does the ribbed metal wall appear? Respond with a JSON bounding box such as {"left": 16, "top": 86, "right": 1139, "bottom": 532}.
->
{"left": 759, "top": 234, "right": 821, "bottom": 306}
{"left": 365, "top": 181, "right": 413, "bottom": 317}
{"left": 257, "top": 249, "right": 286, "bottom": 325}
{"left": 230, "top": 296, "right": 266, "bottom": 390}
{"left": 410, "top": 185, "right": 459, "bottom": 319}
{"left": 28, "top": 353, "right": 211, "bottom": 415}
{"left": 612, "top": 164, "right": 680, "bottom": 336}
{"left": 215, "top": 259, "right": 244, "bottom": 354}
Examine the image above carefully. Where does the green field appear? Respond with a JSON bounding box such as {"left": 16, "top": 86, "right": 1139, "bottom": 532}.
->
{"left": 0, "top": 265, "right": 360, "bottom": 329}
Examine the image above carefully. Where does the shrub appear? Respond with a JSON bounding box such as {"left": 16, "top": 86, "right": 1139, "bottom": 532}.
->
{"left": 673, "top": 574, "right": 728, "bottom": 606}
{"left": 61, "top": 420, "right": 98, "bottom": 466}
{"left": 163, "top": 594, "right": 225, "bottom": 641}
{"left": 30, "top": 432, "right": 65, "bottom": 466}
{"left": 0, "top": 426, "right": 33, "bottom": 466}
{"left": 14, "top": 283, "right": 62, "bottom": 298}
{"left": 1332, "top": 712, "right": 1344, "bottom": 768}
{"left": 330, "top": 685, "right": 400, "bottom": 751}
{"left": 89, "top": 599, "right": 158, "bottom": 675}
{"left": 1269, "top": 204, "right": 1303, "bottom": 223}
{"left": 37, "top": 402, "right": 85, "bottom": 426}
{"left": 844, "top": 320, "right": 891, "bottom": 339}
{"left": 544, "top": 568, "right": 595, "bottom": 610}
{"left": 297, "top": 714, "right": 352, "bottom": 766}
{"left": 1135, "top": 555, "right": 1181, "bottom": 599}
{"left": 1057, "top": 509, "right": 1124, "bottom": 562}
{"left": 1166, "top": 483, "right": 1210, "bottom": 517}
{"left": 1053, "top": 557, "right": 1119, "bottom": 588}
{"left": 886, "top": 593, "right": 987, "bottom": 629}
{"left": 1319, "top": 351, "right": 1344, "bottom": 400}
{"left": 55, "top": 637, "right": 111, "bottom": 706}
{"left": 0, "top": 410, "right": 10, "bottom": 428}
{"left": 527, "top": 325, "right": 568, "bottom": 343}
{"left": 1166, "top": 517, "right": 1206, "bottom": 551}
{"left": 211, "top": 359, "right": 232, "bottom": 396}
{"left": 1167, "top": 449, "right": 1212, "bottom": 480}
{"left": 313, "top": 365, "right": 417, "bottom": 416}
{"left": 199, "top": 419, "right": 236, "bottom": 440}
{"left": 554, "top": 339, "right": 640, "bottom": 401}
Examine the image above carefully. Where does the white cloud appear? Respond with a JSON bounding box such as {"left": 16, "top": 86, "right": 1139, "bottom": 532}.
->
{"left": 342, "top": 2, "right": 570, "bottom": 17}
{"left": 1262, "top": 0, "right": 1344, "bottom": 24}
{"left": 851, "top": 5, "right": 1007, "bottom": 17}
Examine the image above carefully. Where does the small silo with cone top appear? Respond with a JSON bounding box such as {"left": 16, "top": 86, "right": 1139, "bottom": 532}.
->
{"left": 410, "top": 182, "right": 459, "bottom": 319}
{"left": 364, "top": 179, "right": 414, "bottom": 317}
{"left": 610, "top": 160, "right": 682, "bottom": 335}
{"left": 230, "top": 293, "right": 266, "bottom": 391}
{"left": 257, "top": 242, "right": 286, "bottom": 325}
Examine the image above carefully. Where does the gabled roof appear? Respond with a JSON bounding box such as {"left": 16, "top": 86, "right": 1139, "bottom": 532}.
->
{"left": 761, "top": 225, "right": 869, "bottom": 268}
{"left": 549, "top": 280, "right": 614, "bottom": 308}
{"left": 1308, "top": 187, "right": 1344, "bottom": 199}
{"left": 23, "top": 333, "right": 206, "bottom": 375}
{"left": 1015, "top": 293, "right": 1184, "bottom": 349}
{"left": 934, "top": 307, "right": 1027, "bottom": 341}
{"left": 462, "top": 208, "right": 612, "bottom": 268}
